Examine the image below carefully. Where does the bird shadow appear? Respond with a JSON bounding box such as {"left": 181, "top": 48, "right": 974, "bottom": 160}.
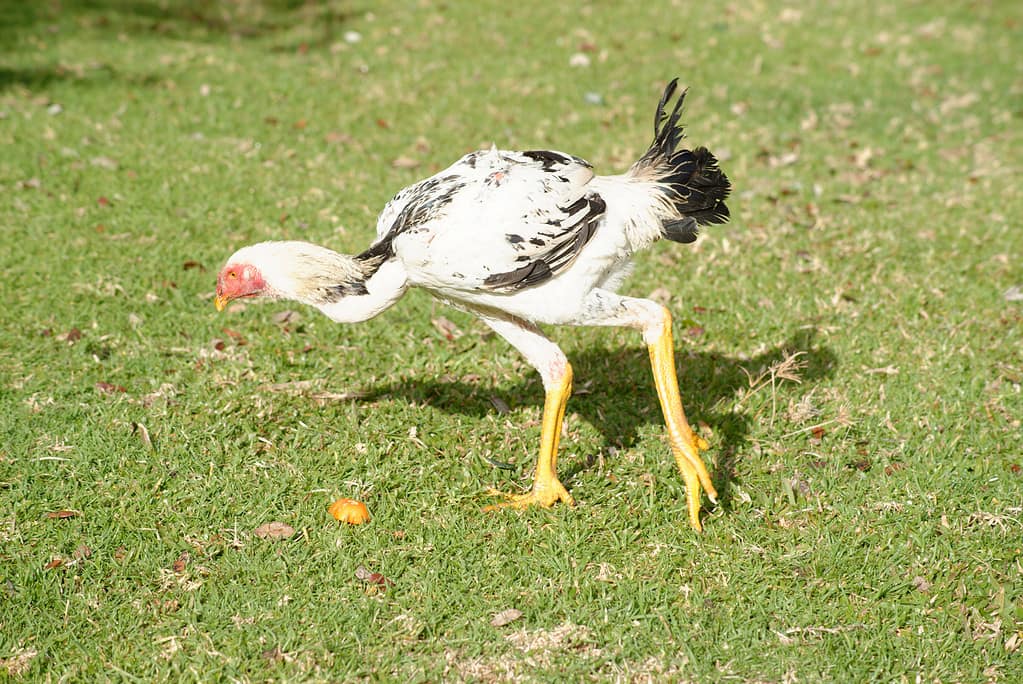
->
{"left": 358, "top": 328, "right": 837, "bottom": 511}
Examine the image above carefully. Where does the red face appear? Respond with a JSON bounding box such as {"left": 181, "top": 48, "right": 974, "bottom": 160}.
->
{"left": 214, "top": 263, "right": 266, "bottom": 311}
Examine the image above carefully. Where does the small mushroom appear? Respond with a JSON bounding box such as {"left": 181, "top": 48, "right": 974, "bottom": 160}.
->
{"left": 329, "top": 498, "right": 370, "bottom": 525}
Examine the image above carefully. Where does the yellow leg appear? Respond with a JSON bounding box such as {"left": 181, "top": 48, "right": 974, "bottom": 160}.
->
{"left": 648, "top": 307, "right": 717, "bottom": 531}
{"left": 484, "top": 364, "right": 574, "bottom": 510}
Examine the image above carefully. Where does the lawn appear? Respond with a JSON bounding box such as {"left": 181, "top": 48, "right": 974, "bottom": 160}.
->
{"left": 1, "top": 0, "right": 1021, "bottom": 681}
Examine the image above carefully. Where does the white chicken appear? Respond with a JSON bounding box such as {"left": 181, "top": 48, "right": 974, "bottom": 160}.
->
{"left": 215, "top": 79, "right": 730, "bottom": 530}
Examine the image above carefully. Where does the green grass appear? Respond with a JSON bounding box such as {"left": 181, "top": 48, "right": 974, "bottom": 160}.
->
{"left": 2, "top": 0, "right": 1021, "bottom": 681}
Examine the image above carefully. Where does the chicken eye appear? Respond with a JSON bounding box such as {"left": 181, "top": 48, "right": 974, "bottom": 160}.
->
{"left": 228, "top": 271, "right": 237, "bottom": 280}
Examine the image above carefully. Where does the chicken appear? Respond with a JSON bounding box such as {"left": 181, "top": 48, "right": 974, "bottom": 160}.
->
{"left": 215, "top": 79, "right": 730, "bottom": 530}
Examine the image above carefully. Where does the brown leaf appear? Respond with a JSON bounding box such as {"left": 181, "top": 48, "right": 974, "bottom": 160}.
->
{"left": 367, "top": 572, "right": 391, "bottom": 586}
{"left": 392, "top": 156, "right": 420, "bottom": 169}
{"left": 325, "top": 131, "right": 352, "bottom": 145}
{"left": 64, "top": 328, "right": 83, "bottom": 343}
{"left": 1010, "top": 463, "right": 1021, "bottom": 474}
{"left": 647, "top": 286, "right": 672, "bottom": 304}
{"left": 271, "top": 310, "right": 302, "bottom": 326}
{"left": 355, "top": 565, "right": 394, "bottom": 589}
{"left": 114, "top": 546, "right": 128, "bottom": 562}
{"left": 852, "top": 147, "right": 874, "bottom": 169}
{"left": 431, "top": 316, "right": 462, "bottom": 341}
{"left": 884, "top": 462, "right": 905, "bottom": 476}
{"left": 182, "top": 260, "right": 206, "bottom": 272}
{"left": 95, "top": 382, "right": 126, "bottom": 394}
{"left": 375, "top": 118, "right": 389, "bottom": 129}
{"left": 848, "top": 459, "right": 871, "bottom": 472}
{"left": 44, "top": 557, "right": 64, "bottom": 570}
{"left": 253, "top": 522, "right": 295, "bottom": 540}
{"left": 97, "top": 196, "right": 110, "bottom": 207}
{"left": 73, "top": 544, "right": 92, "bottom": 560}
{"left": 490, "top": 608, "right": 523, "bottom": 627}
{"left": 221, "top": 328, "right": 247, "bottom": 345}
{"left": 293, "top": 119, "right": 307, "bottom": 130}
{"left": 46, "top": 510, "right": 80, "bottom": 519}
{"left": 172, "top": 551, "right": 189, "bottom": 573}
{"left": 811, "top": 426, "right": 826, "bottom": 440}
{"left": 154, "top": 598, "right": 180, "bottom": 614}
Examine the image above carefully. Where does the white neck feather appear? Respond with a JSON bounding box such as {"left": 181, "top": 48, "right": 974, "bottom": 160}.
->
{"left": 227, "top": 240, "right": 409, "bottom": 323}
{"left": 316, "top": 258, "right": 408, "bottom": 323}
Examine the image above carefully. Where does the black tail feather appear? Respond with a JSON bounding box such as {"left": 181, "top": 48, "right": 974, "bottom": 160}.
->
{"left": 647, "top": 77, "right": 689, "bottom": 167}
{"left": 663, "top": 146, "right": 731, "bottom": 223}
{"left": 661, "top": 216, "right": 699, "bottom": 244}
{"left": 633, "top": 79, "right": 731, "bottom": 243}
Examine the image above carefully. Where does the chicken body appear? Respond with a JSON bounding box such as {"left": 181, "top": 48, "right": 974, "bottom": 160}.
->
{"left": 216, "top": 80, "right": 730, "bottom": 529}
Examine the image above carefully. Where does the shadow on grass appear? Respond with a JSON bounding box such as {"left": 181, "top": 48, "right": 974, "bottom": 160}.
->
{"left": 0, "top": 0, "right": 352, "bottom": 91}
{"left": 362, "top": 328, "right": 837, "bottom": 511}
{"left": 0, "top": 0, "right": 350, "bottom": 40}
{"left": 0, "top": 64, "right": 163, "bottom": 92}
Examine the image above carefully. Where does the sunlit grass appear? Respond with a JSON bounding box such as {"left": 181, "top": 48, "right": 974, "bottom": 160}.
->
{"left": 1, "top": 1, "right": 1021, "bottom": 681}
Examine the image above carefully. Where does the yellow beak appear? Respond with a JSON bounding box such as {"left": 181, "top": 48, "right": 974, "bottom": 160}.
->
{"left": 214, "top": 294, "right": 229, "bottom": 312}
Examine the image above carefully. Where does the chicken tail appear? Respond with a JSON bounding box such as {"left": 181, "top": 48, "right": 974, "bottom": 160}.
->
{"left": 628, "top": 79, "right": 731, "bottom": 244}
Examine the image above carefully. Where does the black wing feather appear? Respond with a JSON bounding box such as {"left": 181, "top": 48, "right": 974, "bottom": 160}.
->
{"left": 483, "top": 193, "right": 606, "bottom": 290}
